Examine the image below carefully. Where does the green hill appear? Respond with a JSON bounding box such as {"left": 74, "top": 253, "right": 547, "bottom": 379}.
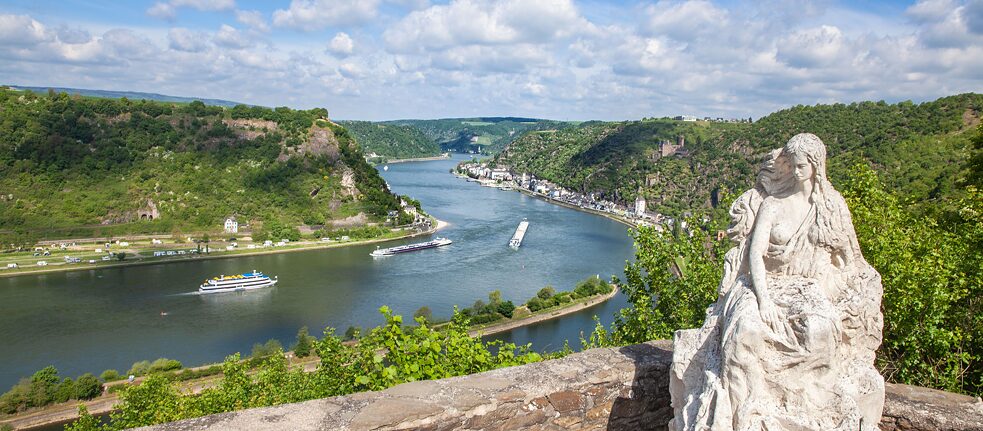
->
{"left": 0, "top": 87, "right": 408, "bottom": 245}
{"left": 385, "top": 117, "right": 570, "bottom": 154}
{"left": 338, "top": 121, "right": 441, "bottom": 161}
{"left": 10, "top": 85, "right": 244, "bottom": 107}
{"left": 496, "top": 94, "right": 983, "bottom": 215}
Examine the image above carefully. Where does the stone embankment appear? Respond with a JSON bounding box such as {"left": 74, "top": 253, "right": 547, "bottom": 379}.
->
{"left": 138, "top": 340, "right": 983, "bottom": 431}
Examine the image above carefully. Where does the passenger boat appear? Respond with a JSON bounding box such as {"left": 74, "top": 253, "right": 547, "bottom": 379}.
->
{"left": 371, "top": 237, "right": 452, "bottom": 257}
{"left": 199, "top": 270, "right": 277, "bottom": 294}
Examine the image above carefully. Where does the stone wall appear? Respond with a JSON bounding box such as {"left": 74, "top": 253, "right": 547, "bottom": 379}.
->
{"left": 140, "top": 341, "right": 982, "bottom": 431}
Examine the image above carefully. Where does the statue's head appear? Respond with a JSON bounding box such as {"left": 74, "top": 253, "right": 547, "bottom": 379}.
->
{"left": 782, "top": 133, "right": 827, "bottom": 186}
{"left": 758, "top": 148, "right": 790, "bottom": 195}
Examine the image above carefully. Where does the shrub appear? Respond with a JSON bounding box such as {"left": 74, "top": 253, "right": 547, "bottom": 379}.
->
{"left": 127, "top": 360, "right": 151, "bottom": 377}
{"left": 292, "top": 327, "right": 315, "bottom": 358}
{"left": 526, "top": 297, "right": 546, "bottom": 312}
{"left": 74, "top": 373, "right": 103, "bottom": 400}
{"left": 496, "top": 301, "right": 515, "bottom": 319}
{"left": 100, "top": 369, "right": 122, "bottom": 382}
{"left": 536, "top": 286, "right": 555, "bottom": 300}
{"left": 148, "top": 358, "right": 182, "bottom": 374}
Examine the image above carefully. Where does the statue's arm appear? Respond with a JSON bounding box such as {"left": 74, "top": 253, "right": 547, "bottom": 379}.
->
{"left": 748, "top": 199, "right": 781, "bottom": 329}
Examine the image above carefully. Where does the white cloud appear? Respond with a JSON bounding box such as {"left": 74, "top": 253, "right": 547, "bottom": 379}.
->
{"left": 0, "top": 14, "right": 53, "bottom": 47}
{"left": 327, "top": 32, "right": 354, "bottom": 57}
{"left": 147, "top": 2, "right": 176, "bottom": 19}
{"left": 214, "top": 24, "right": 252, "bottom": 49}
{"left": 169, "top": 28, "right": 209, "bottom": 52}
{"left": 776, "top": 25, "right": 850, "bottom": 68}
{"left": 272, "top": 0, "right": 379, "bottom": 31}
{"left": 148, "top": 0, "right": 235, "bottom": 19}
{"left": 383, "top": 0, "right": 587, "bottom": 53}
{"left": 235, "top": 10, "right": 269, "bottom": 33}
{"left": 643, "top": 0, "right": 729, "bottom": 41}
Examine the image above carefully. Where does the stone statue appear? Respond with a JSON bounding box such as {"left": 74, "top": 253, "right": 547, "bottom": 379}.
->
{"left": 669, "top": 133, "right": 885, "bottom": 431}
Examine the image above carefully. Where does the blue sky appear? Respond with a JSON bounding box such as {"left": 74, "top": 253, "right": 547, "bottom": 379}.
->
{"left": 0, "top": 0, "right": 980, "bottom": 120}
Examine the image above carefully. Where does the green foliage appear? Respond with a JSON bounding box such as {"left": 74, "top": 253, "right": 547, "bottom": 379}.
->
{"left": 496, "top": 301, "right": 515, "bottom": 319}
{"left": 842, "top": 164, "right": 980, "bottom": 394}
{"left": 343, "top": 326, "right": 362, "bottom": 341}
{"left": 339, "top": 121, "right": 441, "bottom": 160}
{"left": 126, "top": 358, "right": 182, "bottom": 377}
{"left": 54, "top": 378, "right": 75, "bottom": 403}
{"left": 413, "top": 306, "right": 433, "bottom": 323}
{"left": 291, "top": 327, "right": 314, "bottom": 358}
{"left": 250, "top": 339, "right": 283, "bottom": 362}
{"left": 115, "top": 252, "right": 126, "bottom": 261}
{"left": 589, "top": 165, "right": 980, "bottom": 395}
{"left": 68, "top": 307, "right": 542, "bottom": 430}
{"left": 0, "top": 88, "right": 402, "bottom": 245}
{"left": 107, "top": 375, "right": 183, "bottom": 429}
{"left": 64, "top": 405, "right": 101, "bottom": 431}
{"left": 615, "top": 221, "right": 727, "bottom": 343}
{"left": 126, "top": 361, "right": 150, "bottom": 377}
{"left": 385, "top": 117, "right": 570, "bottom": 154}
{"left": 497, "top": 94, "right": 982, "bottom": 216}
{"left": 74, "top": 374, "right": 103, "bottom": 400}
{"left": 100, "top": 369, "right": 121, "bottom": 382}
{"left": 0, "top": 367, "right": 104, "bottom": 414}
{"left": 29, "top": 366, "right": 60, "bottom": 407}
{"left": 536, "top": 286, "right": 555, "bottom": 300}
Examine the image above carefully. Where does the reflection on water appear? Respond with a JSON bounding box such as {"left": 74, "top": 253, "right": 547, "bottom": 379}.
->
{"left": 0, "top": 154, "right": 635, "bottom": 389}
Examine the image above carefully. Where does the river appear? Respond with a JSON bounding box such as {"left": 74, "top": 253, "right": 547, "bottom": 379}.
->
{"left": 0, "top": 154, "right": 634, "bottom": 389}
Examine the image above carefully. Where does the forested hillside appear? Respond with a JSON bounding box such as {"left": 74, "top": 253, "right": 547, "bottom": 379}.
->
{"left": 386, "top": 117, "right": 570, "bottom": 154}
{"left": 497, "top": 94, "right": 983, "bottom": 215}
{"left": 0, "top": 88, "right": 406, "bottom": 245}
{"left": 338, "top": 121, "right": 441, "bottom": 160}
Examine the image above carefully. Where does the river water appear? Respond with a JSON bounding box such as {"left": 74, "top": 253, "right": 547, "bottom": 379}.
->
{"left": 0, "top": 154, "right": 635, "bottom": 389}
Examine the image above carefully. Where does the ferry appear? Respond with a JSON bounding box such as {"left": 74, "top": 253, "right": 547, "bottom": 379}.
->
{"left": 509, "top": 219, "right": 529, "bottom": 249}
{"left": 199, "top": 270, "right": 278, "bottom": 294}
{"left": 371, "top": 237, "right": 452, "bottom": 257}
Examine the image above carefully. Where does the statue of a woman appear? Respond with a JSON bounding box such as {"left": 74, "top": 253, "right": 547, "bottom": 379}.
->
{"left": 669, "top": 133, "right": 884, "bottom": 431}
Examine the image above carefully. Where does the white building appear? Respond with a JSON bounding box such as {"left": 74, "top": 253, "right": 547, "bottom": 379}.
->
{"left": 635, "top": 195, "right": 647, "bottom": 217}
{"left": 224, "top": 216, "right": 238, "bottom": 234}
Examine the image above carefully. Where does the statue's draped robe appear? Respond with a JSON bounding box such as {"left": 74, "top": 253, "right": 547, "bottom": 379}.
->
{"left": 669, "top": 188, "right": 884, "bottom": 431}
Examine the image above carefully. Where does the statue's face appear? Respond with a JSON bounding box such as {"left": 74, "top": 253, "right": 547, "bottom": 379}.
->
{"left": 792, "top": 153, "right": 813, "bottom": 183}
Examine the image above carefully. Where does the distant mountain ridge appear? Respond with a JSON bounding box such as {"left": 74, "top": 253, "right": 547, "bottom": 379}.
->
{"left": 7, "top": 85, "right": 245, "bottom": 108}
{"left": 496, "top": 94, "right": 983, "bottom": 215}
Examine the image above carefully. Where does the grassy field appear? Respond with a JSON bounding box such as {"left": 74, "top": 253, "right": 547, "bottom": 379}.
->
{"left": 0, "top": 227, "right": 424, "bottom": 278}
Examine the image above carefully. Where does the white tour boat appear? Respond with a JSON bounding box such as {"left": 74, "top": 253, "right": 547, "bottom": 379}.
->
{"left": 371, "top": 237, "right": 452, "bottom": 257}
{"left": 199, "top": 270, "right": 277, "bottom": 294}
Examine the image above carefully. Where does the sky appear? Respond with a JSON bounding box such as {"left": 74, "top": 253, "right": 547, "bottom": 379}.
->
{"left": 0, "top": 0, "right": 980, "bottom": 121}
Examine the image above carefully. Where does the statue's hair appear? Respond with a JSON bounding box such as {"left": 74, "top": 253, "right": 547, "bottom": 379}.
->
{"left": 782, "top": 133, "right": 847, "bottom": 251}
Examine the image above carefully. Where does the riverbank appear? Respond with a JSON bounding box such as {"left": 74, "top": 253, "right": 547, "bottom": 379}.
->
{"left": 468, "top": 284, "right": 620, "bottom": 338}
{"left": 385, "top": 154, "right": 451, "bottom": 164}
{"left": 0, "top": 220, "right": 446, "bottom": 279}
{"left": 1, "top": 285, "right": 618, "bottom": 431}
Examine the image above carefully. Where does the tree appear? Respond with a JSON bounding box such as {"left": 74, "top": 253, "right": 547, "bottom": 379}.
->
{"left": 54, "top": 377, "right": 75, "bottom": 403}
{"left": 100, "top": 369, "right": 121, "bottom": 382}
{"left": 488, "top": 290, "right": 502, "bottom": 305}
{"left": 115, "top": 252, "right": 126, "bottom": 261}
{"left": 343, "top": 326, "right": 361, "bottom": 341}
{"left": 251, "top": 339, "right": 283, "bottom": 360}
{"left": 29, "top": 366, "right": 61, "bottom": 407}
{"left": 536, "top": 286, "right": 555, "bottom": 300}
{"left": 608, "top": 217, "right": 727, "bottom": 345}
{"left": 496, "top": 301, "right": 515, "bottom": 319}
{"left": 74, "top": 373, "right": 103, "bottom": 400}
{"left": 412, "top": 306, "right": 433, "bottom": 323}
{"left": 292, "top": 327, "right": 314, "bottom": 358}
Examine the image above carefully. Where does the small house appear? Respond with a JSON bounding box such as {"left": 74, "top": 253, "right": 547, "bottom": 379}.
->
{"left": 224, "top": 216, "right": 238, "bottom": 234}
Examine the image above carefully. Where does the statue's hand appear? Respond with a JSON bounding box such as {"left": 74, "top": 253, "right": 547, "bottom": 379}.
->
{"left": 758, "top": 297, "right": 782, "bottom": 332}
